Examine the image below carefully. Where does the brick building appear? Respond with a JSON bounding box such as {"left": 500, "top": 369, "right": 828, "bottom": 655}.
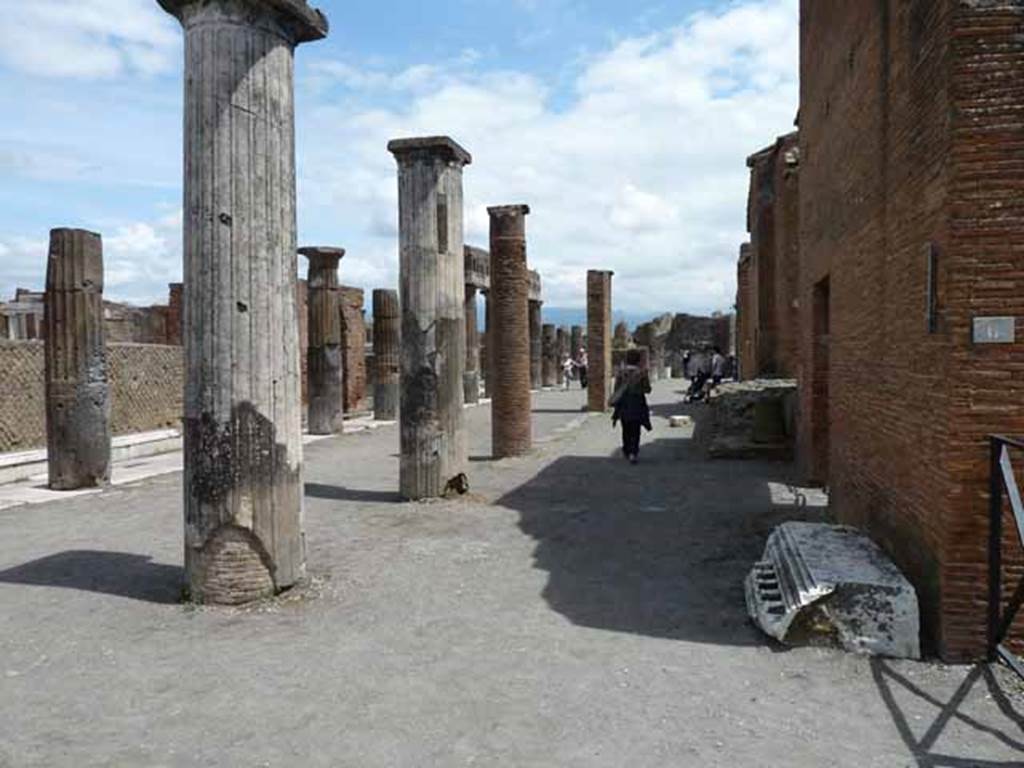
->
{"left": 739, "top": 132, "right": 800, "bottom": 380}
{"left": 798, "top": 0, "right": 1024, "bottom": 660}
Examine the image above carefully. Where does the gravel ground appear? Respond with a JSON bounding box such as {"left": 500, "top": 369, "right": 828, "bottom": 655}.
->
{"left": 0, "top": 381, "right": 1022, "bottom": 767}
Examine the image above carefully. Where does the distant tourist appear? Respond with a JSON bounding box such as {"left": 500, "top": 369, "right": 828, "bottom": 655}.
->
{"left": 682, "top": 350, "right": 692, "bottom": 379}
{"left": 577, "top": 348, "right": 588, "bottom": 389}
{"left": 711, "top": 346, "right": 727, "bottom": 387}
{"left": 610, "top": 348, "right": 653, "bottom": 464}
{"left": 562, "top": 355, "right": 575, "bottom": 390}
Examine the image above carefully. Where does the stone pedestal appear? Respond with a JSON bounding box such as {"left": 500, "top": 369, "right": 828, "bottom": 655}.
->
{"left": 372, "top": 289, "right": 399, "bottom": 420}
{"left": 488, "top": 205, "right": 532, "bottom": 458}
{"left": 300, "top": 247, "right": 343, "bottom": 435}
{"left": 541, "top": 324, "right": 557, "bottom": 387}
{"left": 587, "top": 270, "right": 613, "bottom": 411}
{"left": 388, "top": 136, "right": 471, "bottom": 500}
{"left": 160, "top": 0, "right": 328, "bottom": 604}
{"left": 529, "top": 300, "right": 542, "bottom": 390}
{"left": 44, "top": 228, "right": 111, "bottom": 490}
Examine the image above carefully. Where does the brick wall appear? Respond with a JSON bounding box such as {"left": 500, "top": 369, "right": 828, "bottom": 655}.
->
{"left": 798, "top": 0, "right": 1024, "bottom": 660}
{"left": 746, "top": 132, "right": 801, "bottom": 378}
{"left": 0, "top": 341, "right": 184, "bottom": 452}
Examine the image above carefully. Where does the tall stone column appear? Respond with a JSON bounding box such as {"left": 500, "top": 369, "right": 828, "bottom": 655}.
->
{"left": 159, "top": 0, "right": 328, "bottom": 604}
{"left": 488, "top": 205, "right": 532, "bottom": 458}
{"left": 571, "top": 325, "right": 584, "bottom": 361}
{"left": 388, "top": 136, "right": 471, "bottom": 500}
{"left": 463, "top": 285, "right": 479, "bottom": 404}
{"left": 299, "top": 247, "right": 343, "bottom": 435}
{"left": 372, "top": 289, "right": 400, "bottom": 420}
{"left": 528, "top": 299, "right": 542, "bottom": 390}
{"left": 542, "top": 324, "right": 557, "bottom": 387}
{"left": 44, "top": 228, "right": 111, "bottom": 490}
{"left": 587, "top": 270, "right": 614, "bottom": 412}
{"left": 340, "top": 286, "right": 367, "bottom": 412}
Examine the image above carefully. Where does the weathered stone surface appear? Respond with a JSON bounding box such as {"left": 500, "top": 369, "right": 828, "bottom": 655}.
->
{"left": 541, "top": 324, "right": 557, "bottom": 388}
{"left": 528, "top": 299, "right": 542, "bottom": 391}
{"left": 586, "top": 270, "right": 613, "bottom": 411}
{"left": 703, "top": 379, "right": 797, "bottom": 460}
{"left": 300, "top": 247, "right": 343, "bottom": 435}
{"left": 372, "top": 289, "right": 399, "bottom": 421}
{"left": 488, "top": 205, "right": 532, "bottom": 458}
{"left": 389, "top": 136, "right": 470, "bottom": 500}
{"left": 570, "top": 325, "right": 584, "bottom": 362}
{"left": 745, "top": 522, "right": 921, "bottom": 659}
{"left": 464, "top": 284, "right": 480, "bottom": 405}
{"left": 340, "top": 286, "right": 367, "bottom": 413}
{"left": 556, "top": 326, "right": 569, "bottom": 386}
{"left": 166, "top": 283, "right": 183, "bottom": 346}
{"left": 44, "top": 228, "right": 112, "bottom": 490}
{"left": 161, "top": 0, "right": 327, "bottom": 603}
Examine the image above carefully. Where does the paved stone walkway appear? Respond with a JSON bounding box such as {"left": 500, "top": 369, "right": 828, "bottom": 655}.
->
{"left": 0, "top": 381, "right": 1022, "bottom": 767}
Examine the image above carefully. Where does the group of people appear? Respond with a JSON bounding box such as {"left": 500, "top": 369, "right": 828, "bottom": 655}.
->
{"left": 682, "top": 346, "right": 730, "bottom": 403}
{"left": 561, "top": 349, "right": 589, "bottom": 390}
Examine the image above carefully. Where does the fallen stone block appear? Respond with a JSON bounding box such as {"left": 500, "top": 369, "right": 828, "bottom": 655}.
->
{"left": 745, "top": 522, "right": 920, "bottom": 659}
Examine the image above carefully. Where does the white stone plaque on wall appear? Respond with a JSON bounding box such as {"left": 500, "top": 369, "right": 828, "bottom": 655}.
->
{"left": 972, "top": 317, "right": 1016, "bottom": 344}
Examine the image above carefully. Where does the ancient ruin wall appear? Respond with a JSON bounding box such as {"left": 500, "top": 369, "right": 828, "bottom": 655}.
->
{"left": 796, "top": 0, "right": 1024, "bottom": 660}
{"left": 0, "top": 341, "right": 184, "bottom": 452}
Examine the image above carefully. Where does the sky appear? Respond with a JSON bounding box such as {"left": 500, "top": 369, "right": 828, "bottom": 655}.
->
{"left": 0, "top": 0, "right": 799, "bottom": 316}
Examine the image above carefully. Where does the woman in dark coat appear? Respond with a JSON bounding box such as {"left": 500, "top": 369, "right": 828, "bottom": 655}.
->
{"left": 610, "top": 348, "right": 653, "bottom": 464}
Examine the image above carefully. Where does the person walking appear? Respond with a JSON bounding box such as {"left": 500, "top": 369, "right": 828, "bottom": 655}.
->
{"left": 610, "top": 348, "right": 652, "bottom": 464}
{"left": 577, "top": 348, "right": 589, "bottom": 389}
{"left": 711, "top": 346, "right": 726, "bottom": 387}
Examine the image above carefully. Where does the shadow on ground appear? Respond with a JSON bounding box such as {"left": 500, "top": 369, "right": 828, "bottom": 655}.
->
{"left": 0, "top": 550, "right": 181, "bottom": 604}
{"left": 497, "top": 426, "right": 828, "bottom": 646}
{"left": 305, "top": 483, "right": 402, "bottom": 504}
{"left": 872, "top": 659, "right": 1024, "bottom": 766}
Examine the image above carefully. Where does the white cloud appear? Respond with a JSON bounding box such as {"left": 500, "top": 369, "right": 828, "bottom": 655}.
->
{"left": 299, "top": 0, "right": 799, "bottom": 315}
{"left": 0, "top": 0, "right": 178, "bottom": 79}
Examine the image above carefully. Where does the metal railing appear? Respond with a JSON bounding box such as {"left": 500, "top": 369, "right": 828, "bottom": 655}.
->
{"left": 988, "top": 435, "right": 1024, "bottom": 679}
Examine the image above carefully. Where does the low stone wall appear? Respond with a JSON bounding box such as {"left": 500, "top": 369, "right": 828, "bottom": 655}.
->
{"left": 0, "top": 341, "right": 183, "bottom": 453}
{"left": 699, "top": 379, "right": 798, "bottom": 460}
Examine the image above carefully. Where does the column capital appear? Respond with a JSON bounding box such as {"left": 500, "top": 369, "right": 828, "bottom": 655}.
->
{"left": 158, "top": 0, "right": 328, "bottom": 43}
{"left": 299, "top": 246, "right": 345, "bottom": 267}
{"left": 487, "top": 204, "right": 530, "bottom": 218}
{"left": 388, "top": 136, "right": 472, "bottom": 167}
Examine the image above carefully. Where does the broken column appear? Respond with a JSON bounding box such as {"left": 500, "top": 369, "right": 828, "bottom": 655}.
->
{"left": 44, "top": 228, "right": 112, "bottom": 490}
{"left": 340, "top": 286, "right": 367, "bottom": 412}
{"left": 167, "top": 283, "right": 183, "bottom": 346}
{"left": 299, "top": 247, "right": 343, "bottom": 435}
{"left": 541, "top": 324, "right": 557, "bottom": 387}
{"left": 528, "top": 271, "right": 542, "bottom": 390}
{"left": 159, "top": 0, "right": 328, "bottom": 604}
{"left": 372, "top": 288, "right": 400, "bottom": 420}
{"left": 488, "top": 205, "right": 532, "bottom": 458}
{"left": 464, "top": 246, "right": 490, "bottom": 405}
{"left": 388, "top": 136, "right": 471, "bottom": 499}
{"left": 587, "top": 270, "right": 613, "bottom": 411}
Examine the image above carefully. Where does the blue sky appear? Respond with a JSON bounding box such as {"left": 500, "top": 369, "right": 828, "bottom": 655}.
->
{"left": 0, "top": 0, "right": 798, "bottom": 315}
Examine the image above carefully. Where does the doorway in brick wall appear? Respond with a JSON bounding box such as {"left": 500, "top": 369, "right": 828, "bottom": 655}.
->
{"left": 811, "top": 276, "right": 831, "bottom": 485}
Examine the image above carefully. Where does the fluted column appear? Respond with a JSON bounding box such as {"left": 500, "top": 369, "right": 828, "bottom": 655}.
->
{"left": 489, "top": 205, "right": 532, "bottom": 458}
{"left": 388, "top": 136, "right": 471, "bottom": 500}
{"left": 556, "top": 326, "right": 569, "bottom": 386}
{"left": 372, "top": 289, "right": 400, "bottom": 420}
{"left": 587, "top": 270, "right": 614, "bottom": 411}
{"left": 44, "top": 228, "right": 111, "bottom": 490}
{"left": 159, "top": 0, "right": 328, "bottom": 604}
{"left": 542, "top": 324, "right": 557, "bottom": 387}
{"left": 300, "top": 246, "right": 343, "bottom": 435}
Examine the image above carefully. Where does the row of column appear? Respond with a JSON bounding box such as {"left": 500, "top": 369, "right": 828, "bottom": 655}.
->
{"left": 89, "top": 0, "right": 617, "bottom": 607}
